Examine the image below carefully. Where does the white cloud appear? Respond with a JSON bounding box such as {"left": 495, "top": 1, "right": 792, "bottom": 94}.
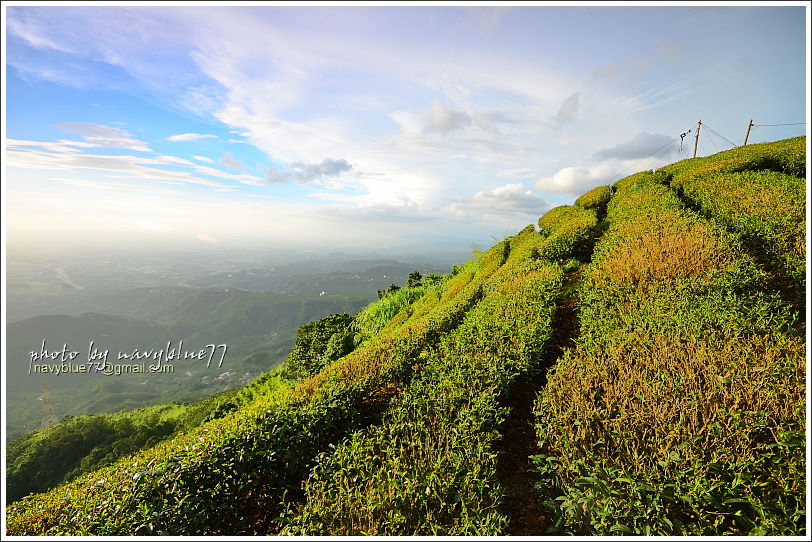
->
{"left": 6, "top": 139, "right": 241, "bottom": 188}
{"left": 193, "top": 155, "right": 214, "bottom": 163}
{"left": 535, "top": 164, "right": 615, "bottom": 196}
{"left": 7, "top": 16, "right": 73, "bottom": 52}
{"left": 167, "top": 133, "right": 218, "bottom": 142}
{"left": 466, "top": 6, "right": 512, "bottom": 35}
{"left": 316, "top": 197, "right": 432, "bottom": 223}
{"left": 196, "top": 233, "right": 219, "bottom": 243}
{"left": 157, "top": 155, "right": 195, "bottom": 165}
{"left": 594, "top": 132, "right": 677, "bottom": 160}
{"left": 426, "top": 101, "right": 471, "bottom": 134}
{"left": 56, "top": 123, "right": 151, "bottom": 151}
{"left": 266, "top": 158, "right": 352, "bottom": 185}
{"left": 447, "top": 183, "right": 548, "bottom": 218}
{"left": 136, "top": 219, "right": 171, "bottom": 232}
{"left": 496, "top": 168, "right": 539, "bottom": 179}
{"left": 219, "top": 151, "right": 246, "bottom": 171}
{"left": 49, "top": 177, "right": 181, "bottom": 195}
{"left": 614, "top": 84, "right": 688, "bottom": 114}
{"left": 389, "top": 111, "right": 423, "bottom": 136}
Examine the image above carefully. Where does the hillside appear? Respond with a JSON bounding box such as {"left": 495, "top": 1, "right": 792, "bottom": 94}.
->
{"left": 5, "top": 136, "right": 806, "bottom": 536}
{"left": 5, "top": 289, "right": 376, "bottom": 441}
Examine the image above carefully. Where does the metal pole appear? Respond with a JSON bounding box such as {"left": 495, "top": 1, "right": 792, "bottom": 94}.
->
{"left": 692, "top": 119, "right": 702, "bottom": 158}
{"left": 743, "top": 119, "right": 754, "bottom": 146}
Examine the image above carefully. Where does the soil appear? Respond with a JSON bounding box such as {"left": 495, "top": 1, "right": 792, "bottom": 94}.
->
{"left": 494, "top": 272, "right": 581, "bottom": 536}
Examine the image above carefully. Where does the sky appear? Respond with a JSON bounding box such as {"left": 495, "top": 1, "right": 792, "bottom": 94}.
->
{"left": 2, "top": 2, "right": 809, "bottom": 254}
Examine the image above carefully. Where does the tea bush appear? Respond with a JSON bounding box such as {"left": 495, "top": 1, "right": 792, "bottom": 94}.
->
{"left": 283, "top": 227, "right": 565, "bottom": 535}
{"left": 661, "top": 136, "right": 805, "bottom": 187}
{"left": 672, "top": 169, "right": 805, "bottom": 308}
{"left": 5, "top": 375, "right": 291, "bottom": 505}
{"left": 537, "top": 205, "right": 598, "bottom": 261}
{"left": 574, "top": 185, "right": 611, "bottom": 210}
{"left": 535, "top": 171, "right": 805, "bottom": 535}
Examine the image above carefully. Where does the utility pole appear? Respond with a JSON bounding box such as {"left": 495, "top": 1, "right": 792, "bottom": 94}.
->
{"left": 692, "top": 119, "right": 702, "bottom": 158}
{"left": 743, "top": 119, "right": 754, "bottom": 146}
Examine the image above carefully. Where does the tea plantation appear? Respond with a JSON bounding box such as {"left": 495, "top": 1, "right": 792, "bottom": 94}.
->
{"left": 6, "top": 136, "right": 806, "bottom": 536}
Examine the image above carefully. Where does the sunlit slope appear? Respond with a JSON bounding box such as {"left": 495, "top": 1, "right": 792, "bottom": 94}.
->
{"left": 6, "top": 136, "right": 806, "bottom": 536}
{"left": 6, "top": 208, "right": 595, "bottom": 534}
{"left": 535, "top": 136, "right": 805, "bottom": 535}
{"left": 282, "top": 229, "right": 574, "bottom": 535}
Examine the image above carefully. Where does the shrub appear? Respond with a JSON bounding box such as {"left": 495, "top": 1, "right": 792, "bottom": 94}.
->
{"left": 574, "top": 185, "right": 611, "bottom": 210}
{"left": 538, "top": 205, "right": 573, "bottom": 233}
{"left": 537, "top": 206, "right": 599, "bottom": 261}
{"left": 283, "top": 313, "right": 357, "bottom": 380}
{"left": 676, "top": 169, "right": 805, "bottom": 306}
{"left": 534, "top": 169, "right": 805, "bottom": 535}
{"left": 283, "top": 228, "right": 565, "bottom": 535}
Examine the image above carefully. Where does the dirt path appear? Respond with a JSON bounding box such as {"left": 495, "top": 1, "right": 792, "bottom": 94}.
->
{"left": 494, "top": 275, "right": 580, "bottom": 536}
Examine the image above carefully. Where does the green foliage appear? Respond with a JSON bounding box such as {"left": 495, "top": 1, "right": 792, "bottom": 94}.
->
{"left": 537, "top": 205, "right": 572, "bottom": 233}
{"left": 537, "top": 205, "right": 599, "bottom": 261}
{"left": 377, "top": 283, "right": 401, "bottom": 299}
{"left": 355, "top": 276, "right": 449, "bottom": 338}
{"left": 406, "top": 270, "right": 423, "bottom": 288}
{"left": 282, "top": 313, "right": 358, "bottom": 380}
{"left": 661, "top": 136, "right": 806, "bottom": 186}
{"left": 672, "top": 169, "right": 805, "bottom": 309}
{"left": 6, "top": 399, "right": 231, "bottom": 504}
{"left": 574, "top": 185, "right": 611, "bottom": 210}
{"left": 283, "top": 228, "right": 565, "bottom": 535}
{"left": 535, "top": 162, "right": 805, "bottom": 535}
{"left": 6, "top": 371, "right": 292, "bottom": 505}
{"left": 6, "top": 376, "right": 375, "bottom": 535}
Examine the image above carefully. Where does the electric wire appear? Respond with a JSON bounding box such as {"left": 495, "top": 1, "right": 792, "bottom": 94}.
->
{"left": 706, "top": 130, "right": 721, "bottom": 153}
{"left": 701, "top": 123, "right": 738, "bottom": 148}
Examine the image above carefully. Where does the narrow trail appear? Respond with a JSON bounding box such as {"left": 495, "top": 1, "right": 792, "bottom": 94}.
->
{"left": 494, "top": 271, "right": 581, "bottom": 536}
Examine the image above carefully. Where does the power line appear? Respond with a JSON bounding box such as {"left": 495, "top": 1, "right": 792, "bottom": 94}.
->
{"left": 754, "top": 122, "right": 805, "bottom": 127}
{"left": 701, "top": 123, "right": 738, "bottom": 148}
{"left": 705, "top": 130, "right": 721, "bottom": 153}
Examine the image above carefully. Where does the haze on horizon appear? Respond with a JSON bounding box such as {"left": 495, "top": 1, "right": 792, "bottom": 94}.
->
{"left": 3, "top": 4, "right": 808, "bottom": 254}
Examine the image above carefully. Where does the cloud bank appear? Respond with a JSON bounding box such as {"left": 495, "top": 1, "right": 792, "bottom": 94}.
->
{"left": 266, "top": 158, "right": 353, "bottom": 185}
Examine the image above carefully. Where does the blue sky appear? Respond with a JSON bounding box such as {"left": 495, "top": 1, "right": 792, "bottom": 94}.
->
{"left": 3, "top": 3, "right": 808, "bottom": 252}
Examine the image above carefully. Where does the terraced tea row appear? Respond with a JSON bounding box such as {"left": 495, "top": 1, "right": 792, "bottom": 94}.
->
{"left": 534, "top": 168, "right": 805, "bottom": 535}
{"left": 6, "top": 243, "right": 510, "bottom": 535}
{"left": 282, "top": 227, "right": 569, "bottom": 535}
{"left": 661, "top": 137, "right": 806, "bottom": 315}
